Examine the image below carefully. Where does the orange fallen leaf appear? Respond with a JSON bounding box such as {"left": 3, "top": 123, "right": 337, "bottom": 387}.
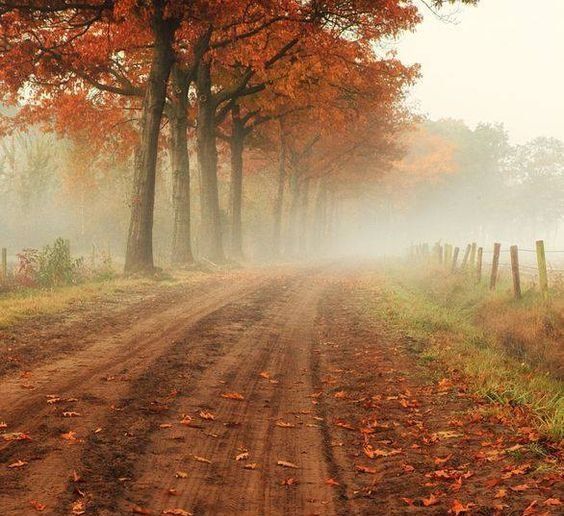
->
{"left": 63, "top": 412, "right": 81, "bottom": 418}
{"left": 401, "top": 498, "right": 415, "bottom": 506}
{"left": 275, "top": 421, "right": 295, "bottom": 428}
{"left": 449, "top": 500, "right": 474, "bottom": 515}
{"left": 422, "top": 494, "right": 440, "bottom": 507}
{"left": 72, "top": 470, "right": 81, "bottom": 482}
{"left": 159, "top": 424, "right": 173, "bottom": 429}
{"left": 543, "top": 498, "right": 561, "bottom": 506}
{"left": 277, "top": 460, "right": 298, "bottom": 469}
{"left": 244, "top": 463, "right": 257, "bottom": 470}
{"left": 180, "top": 415, "right": 192, "bottom": 426}
{"left": 402, "top": 464, "right": 415, "bottom": 473}
{"left": 193, "top": 456, "right": 211, "bottom": 464}
{"left": 46, "top": 397, "right": 62, "bottom": 404}
{"left": 61, "top": 431, "right": 79, "bottom": 442}
{"left": 325, "top": 478, "right": 340, "bottom": 487}
{"left": 281, "top": 478, "right": 297, "bottom": 486}
{"left": 199, "top": 411, "right": 215, "bottom": 421}
{"left": 434, "top": 454, "right": 452, "bottom": 465}
{"left": 221, "top": 392, "right": 244, "bottom": 401}
{"left": 510, "top": 484, "right": 529, "bottom": 492}
{"left": 8, "top": 459, "right": 28, "bottom": 468}
{"left": 167, "top": 488, "right": 179, "bottom": 496}
{"left": 71, "top": 499, "right": 86, "bottom": 515}
{"left": 2, "top": 432, "right": 31, "bottom": 441}
{"left": 235, "top": 452, "right": 249, "bottom": 461}
{"left": 131, "top": 505, "right": 152, "bottom": 514}
{"left": 29, "top": 500, "right": 46, "bottom": 512}
{"left": 175, "top": 471, "right": 188, "bottom": 479}
{"left": 523, "top": 500, "right": 538, "bottom": 516}
{"left": 494, "top": 489, "right": 507, "bottom": 499}
{"left": 334, "top": 391, "right": 346, "bottom": 399}
{"left": 162, "top": 510, "right": 192, "bottom": 516}
{"left": 259, "top": 372, "right": 271, "bottom": 379}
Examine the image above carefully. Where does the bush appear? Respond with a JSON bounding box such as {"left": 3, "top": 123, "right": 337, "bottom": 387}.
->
{"left": 16, "top": 238, "right": 84, "bottom": 288}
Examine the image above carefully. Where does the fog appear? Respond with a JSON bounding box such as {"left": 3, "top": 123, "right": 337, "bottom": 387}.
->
{"left": 1, "top": 1, "right": 563, "bottom": 274}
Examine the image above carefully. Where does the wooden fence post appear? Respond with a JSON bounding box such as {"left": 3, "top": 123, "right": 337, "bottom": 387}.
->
{"left": 490, "top": 243, "right": 501, "bottom": 290}
{"left": 461, "top": 244, "right": 471, "bottom": 269}
{"left": 444, "top": 244, "right": 452, "bottom": 269}
{"left": 469, "top": 242, "right": 477, "bottom": 268}
{"left": 451, "top": 247, "right": 460, "bottom": 272}
{"left": 536, "top": 240, "right": 549, "bottom": 300}
{"left": 476, "top": 247, "right": 483, "bottom": 283}
{"left": 510, "top": 245, "right": 521, "bottom": 299}
{"left": 1, "top": 248, "right": 6, "bottom": 280}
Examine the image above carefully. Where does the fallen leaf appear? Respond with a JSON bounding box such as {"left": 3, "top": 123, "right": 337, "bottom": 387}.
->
{"left": 334, "top": 391, "right": 346, "bottom": 399}
{"left": 63, "top": 412, "right": 81, "bottom": 418}
{"left": 199, "top": 411, "right": 215, "bottom": 421}
{"left": 434, "top": 454, "right": 452, "bottom": 465}
{"left": 180, "top": 416, "right": 192, "bottom": 426}
{"left": 46, "top": 397, "right": 62, "bottom": 404}
{"left": 244, "top": 463, "right": 257, "bottom": 470}
{"left": 523, "top": 500, "right": 538, "bottom": 516}
{"left": 275, "top": 421, "right": 295, "bottom": 428}
{"left": 193, "top": 456, "right": 211, "bottom": 464}
{"left": 259, "top": 372, "right": 271, "bottom": 379}
{"left": 235, "top": 452, "right": 249, "bottom": 461}
{"left": 2, "top": 432, "right": 31, "bottom": 441}
{"left": 221, "top": 392, "right": 244, "bottom": 401}
{"left": 325, "top": 478, "right": 340, "bottom": 487}
{"left": 543, "top": 498, "right": 561, "bottom": 506}
{"left": 131, "top": 506, "right": 152, "bottom": 514}
{"left": 61, "top": 431, "right": 79, "bottom": 442}
{"left": 422, "top": 494, "right": 440, "bottom": 507}
{"left": 510, "top": 484, "right": 529, "bottom": 492}
{"left": 8, "top": 459, "right": 28, "bottom": 468}
{"left": 401, "top": 498, "right": 415, "bottom": 506}
{"left": 277, "top": 460, "right": 298, "bottom": 469}
{"left": 402, "top": 464, "right": 415, "bottom": 473}
{"left": 159, "top": 424, "right": 173, "bottom": 429}
{"left": 167, "top": 488, "right": 179, "bottom": 496}
{"left": 281, "top": 478, "right": 297, "bottom": 486}
{"left": 494, "top": 489, "right": 507, "bottom": 499}
{"left": 162, "top": 510, "right": 192, "bottom": 516}
{"left": 175, "top": 471, "right": 188, "bottom": 479}
{"left": 71, "top": 499, "right": 86, "bottom": 515}
{"left": 29, "top": 500, "right": 46, "bottom": 512}
{"left": 449, "top": 500, "right": 474, "bottom": 515}
{"left": 72, "top": 470, "right": 81, "bottom": 482}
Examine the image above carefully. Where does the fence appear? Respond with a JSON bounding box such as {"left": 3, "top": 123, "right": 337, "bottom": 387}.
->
{"left": 409, "top": 240, "right": 564, "bottom": 300}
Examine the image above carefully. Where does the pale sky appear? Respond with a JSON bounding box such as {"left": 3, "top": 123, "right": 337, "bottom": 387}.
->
{"left": 395, "top": 0, "right": 564, "bottom": 144}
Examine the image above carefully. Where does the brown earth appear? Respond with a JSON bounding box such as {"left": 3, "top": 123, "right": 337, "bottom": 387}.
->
{"left": 0, "top": 266, "right": 561, "bottom": 515}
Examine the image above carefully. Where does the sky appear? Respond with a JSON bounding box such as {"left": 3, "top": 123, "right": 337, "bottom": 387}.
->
{"left": 395, "top": 0, "right": 564, "bottom": 144}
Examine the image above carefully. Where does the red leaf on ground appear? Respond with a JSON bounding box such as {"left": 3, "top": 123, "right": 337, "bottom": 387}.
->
{"left": 422, "top": 494, "right": 440, "bottom": 507}
{"left": 29, "top": 500, "right": 46, "bottom": 512}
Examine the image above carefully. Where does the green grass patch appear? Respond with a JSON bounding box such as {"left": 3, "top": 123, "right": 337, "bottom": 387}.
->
{"left": 356, "top": 266, "right": 564, "bottom": 440}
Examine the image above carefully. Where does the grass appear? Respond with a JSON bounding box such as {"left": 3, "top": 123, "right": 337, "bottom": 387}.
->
{"left": 0, "top": 275, "right": 182, "bottom": 329}
{"left": 356, "top": 263, "right": 564, "bottom": 440}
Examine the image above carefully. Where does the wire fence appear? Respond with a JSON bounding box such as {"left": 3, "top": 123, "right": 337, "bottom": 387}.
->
{"left": 409, "top": 240, "right": 563, "bottom": 299}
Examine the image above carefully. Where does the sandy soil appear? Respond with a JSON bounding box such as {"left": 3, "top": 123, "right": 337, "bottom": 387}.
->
{"left": 0, "top": 266, "right": 561, "bottom": 515}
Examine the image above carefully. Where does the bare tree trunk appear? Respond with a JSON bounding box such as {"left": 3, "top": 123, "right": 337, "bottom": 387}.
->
{"left": 229, "top": 107, "right": 245, "bottom": 259}
{"left": 125, "top": 11, "right": 175, "bottom": 274}
{"left": 272, "top": 126, "right": 286, "bottom": 257}
{"left": 287, "top": 171, "right": 301, "bottom": 256}
{"left": 298, "top": 176, "right": 310, "bottom": 255}
{"left": 170, "top": 65, "right": 193, "bottom": 264}
{"left": 312, "top": 178, "right": 327, "bottom": 255}
{"left": 196, "top": 59, "right": 225, "bottom": 263}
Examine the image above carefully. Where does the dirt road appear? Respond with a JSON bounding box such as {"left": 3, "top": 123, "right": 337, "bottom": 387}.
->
{"left": 0, "top": 266, "right": 561, "bottom": 515}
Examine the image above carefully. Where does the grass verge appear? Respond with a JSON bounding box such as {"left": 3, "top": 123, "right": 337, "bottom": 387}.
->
{"left": 355, "top": 265, "right": 564, "bottom": 440}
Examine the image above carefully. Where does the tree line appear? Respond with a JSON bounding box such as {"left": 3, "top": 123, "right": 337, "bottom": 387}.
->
{"left": 0, "top": 1, "right": 477, "bottom": 272}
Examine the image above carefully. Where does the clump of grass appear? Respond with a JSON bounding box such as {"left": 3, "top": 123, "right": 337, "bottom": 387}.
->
{"left": 356, "top": 266, "right": 564, "bottom": 440}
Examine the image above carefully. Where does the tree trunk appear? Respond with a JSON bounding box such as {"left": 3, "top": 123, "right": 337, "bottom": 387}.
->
{"left": 298, "top": 176, "right": 310, "bottom": 255}
{"left": 312, "top": 178, "right": 327, "bottom": 255}
{"left": 229, "top": 108, "right": 245, "bottom": 259}
{"left": 272, "top": 126, "right": 286, "bottom": 257}
{"left": 125, "top": 13, "right": 175, "bottom": 274}
{"left": 195, "top": 58, "right": 225, "bottom": 263}
{"left": 170, "top": 65, "right": 193, "bottom": 264}
{"left": 287, "top": 171, "right": 301, "bottom": 256}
